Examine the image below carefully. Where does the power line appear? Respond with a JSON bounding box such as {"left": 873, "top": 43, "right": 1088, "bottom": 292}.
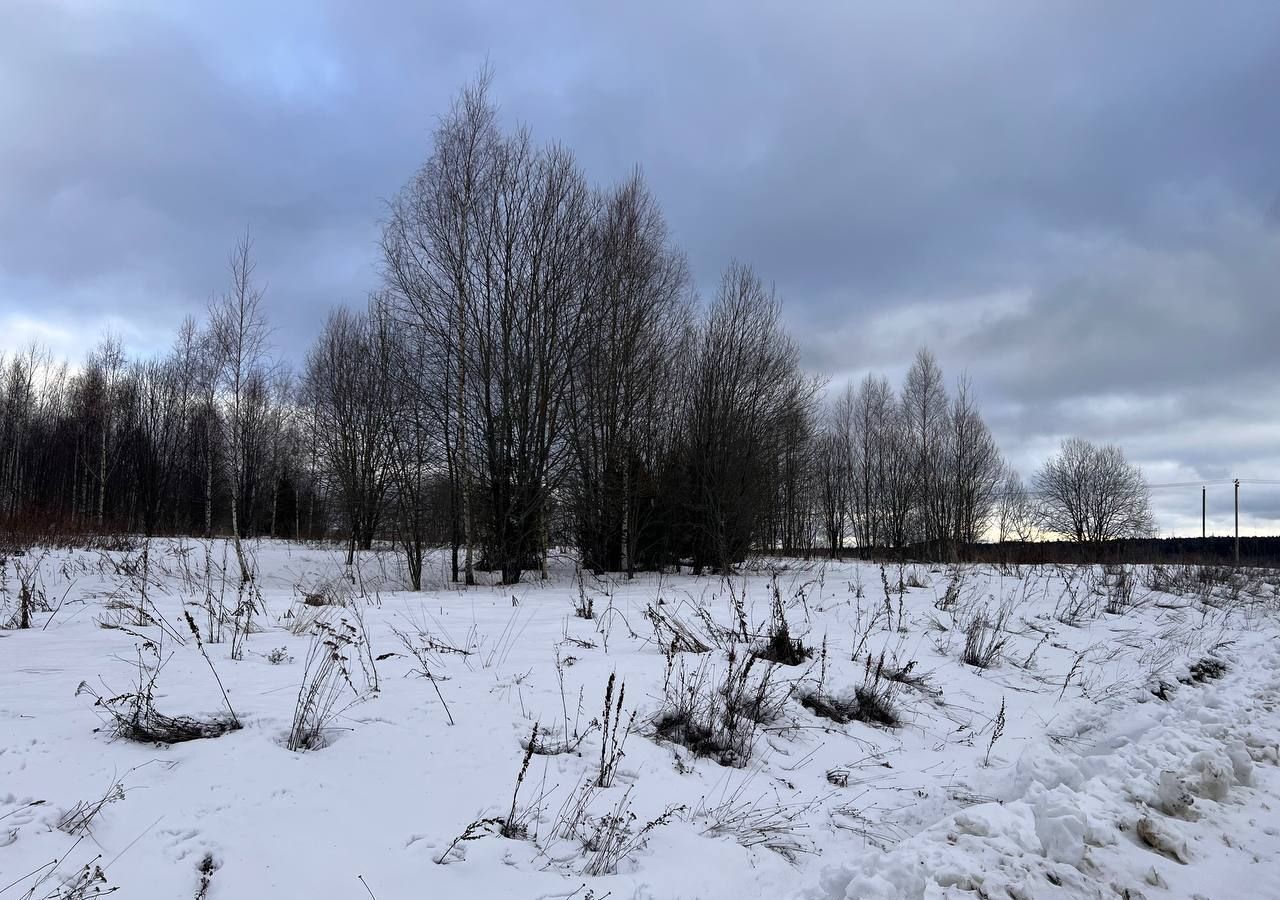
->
{"left": 987, "top": 477, "right": 1280, "bottom": 500}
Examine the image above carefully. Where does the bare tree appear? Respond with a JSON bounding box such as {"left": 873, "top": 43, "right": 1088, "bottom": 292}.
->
{"left": 130, "top": 356, "right": 185, "bottom": 535}
{"left": 84, "top": 334, "right": 127, "bottom": 530}
{"left": 207, "top": 230, "right": 272, "bottom": 583}
{"left": 841, "top": 374, "right": 900, "bottom": 550}
{"left": 997, "top": 468, "right": 1037, "bottom": 543}
{"left": 304, "top": 305, "right": 397, "bottom": 564}
{"left": 385, "top": 75, "right": 603, "bottom": 585}
{"left": 566, "top": 170, "right": 690, "bottom": 574}
{"left": 0, "top": 345, "right": 50, "bottom": 522}
{"left": 469, "top": 138, "right": 596, "bottom": 583}
{"left": 1034, "top": 437, "right": 1154, "bottom": 542}
{"left": 942, "top": 376, "right": 1004, "bottom": 548}
{"left": 901, "top": 348, "right": 949, "bottom": 552}
{"left": 382, "top": 69, "right": 500, "bottom": 585}
{"left": 679, "top": 262, "right": 815, "bottom": 572}
{"left": 770, "top": 389, "right": 824, "bottom": 557}
{"left": 381, "top": 304, "right": 439, "bottom": 590}
{"left": 814, "top": 420, "right": 848, "bottom": 558}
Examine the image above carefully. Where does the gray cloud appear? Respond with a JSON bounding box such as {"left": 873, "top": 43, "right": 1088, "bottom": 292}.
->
{"left": 3, "top": 0, "right": 1279, "bottom": 534}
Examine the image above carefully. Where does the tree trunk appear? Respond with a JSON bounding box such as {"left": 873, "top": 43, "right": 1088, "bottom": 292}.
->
{"left": 229, "top": 483, "right": 250, "bottom": 584}
{"left": 270, "top": 475, "right": 279, "bottom": 537}
{"left": 204, "top": 437, "right": 213, "bottom": 539}
{"left": 540, "top": 505, "right": 550, "bottom": 580}
{"left": 458, "top": 305, "right": 475, "bottom": 586}
{"left": 621, "top": 462, "right": 632, "bottom": 578}
{"left": 97, "top": 421, "right": 106, "bottom": 529}
{"left": 501, "top": 559, "right": 521, "bottom": 586}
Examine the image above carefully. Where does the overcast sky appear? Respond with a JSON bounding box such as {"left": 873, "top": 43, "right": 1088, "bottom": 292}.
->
{"left": 2, "top": 1, "right": 1278, "bottom": 535}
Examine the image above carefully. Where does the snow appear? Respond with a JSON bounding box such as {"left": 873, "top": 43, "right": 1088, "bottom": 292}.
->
{"left": 2, "top": 541, "right": 1279, "bottom": 899}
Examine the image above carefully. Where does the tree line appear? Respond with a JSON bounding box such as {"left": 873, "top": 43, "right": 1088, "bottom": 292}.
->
{"left": 0, "top": 73, "right": 1155, "bottom": 584}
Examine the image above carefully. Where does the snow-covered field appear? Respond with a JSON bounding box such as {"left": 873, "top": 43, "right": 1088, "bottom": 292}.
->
{"left": 2, "top": 540, "right": 1279, "bottom": 899}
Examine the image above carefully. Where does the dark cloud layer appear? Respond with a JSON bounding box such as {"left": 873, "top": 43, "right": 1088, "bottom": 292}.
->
{"left": 3, "top": 1, "right": 1279, "bottom": 534}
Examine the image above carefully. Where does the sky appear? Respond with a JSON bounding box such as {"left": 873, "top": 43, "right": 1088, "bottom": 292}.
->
{"left": 2, "top": 1, "right": 1278, "bottom": 536}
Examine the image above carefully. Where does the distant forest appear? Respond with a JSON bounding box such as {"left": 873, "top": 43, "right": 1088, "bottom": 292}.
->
{"left": 830, "top": 537, "right": 1280, "bottom": 567}
{"left": 0, "top": 74, "right": 1171, "bottom": 582}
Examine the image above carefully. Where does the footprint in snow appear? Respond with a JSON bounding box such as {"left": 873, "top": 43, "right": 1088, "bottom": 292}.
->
{"left": 161, "top": 826, "right": 203, "bottom": 860}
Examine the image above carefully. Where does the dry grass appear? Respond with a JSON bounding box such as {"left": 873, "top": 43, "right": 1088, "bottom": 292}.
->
{"left": 652, "top": 650, "right": 791, "bottom": 767}
{"left": 76, "top": 643, "right": 240, "bottom": 745}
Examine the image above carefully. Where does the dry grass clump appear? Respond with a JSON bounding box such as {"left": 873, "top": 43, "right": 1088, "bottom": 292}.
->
{"left": 753, "top": 582, "right": 812, "bottom": 666}
{"left": 799, "top": 653, "right": 903, "bottom": 729}
{"left": 883, "top": 656, "right": 939, "bottom": 698}
{"left": 77, "top": 684, "right": 240, "bottom": 745}
{"left": 77, "top": 641, "right": 240, "bottom": 745}
{"left": 577, "top": 788, "right": 682, "bottom": 876}
{"left": 935, "top": 575, "right": 963, "bottom": 611}
{"left": 644, "top": 602, "right": 714, "bottom": 653}
{"left": 1147, "top": 564, "right": 1279, "bottom": 609}
{"left": 1186, "top": 656, "right": 1227, "bottom": 683}
{"left": 283, "top": 601, "right": 332, "bottom": 636}
{"left": 1, "top": 551, "right": 54, "bottom": 629}
{"left": 286, "top": 620, "right": 363, "bottom": 751}
{"left": 1103, "top": 564, "right": 1138, "bottom": 615}
{"left": 56, "top": 778, "right": 125, "bottom": 837}
{"left": 960, "top": 603, "right": 1011, "bottom": 669}
{"left": 1052, "top": 570, "right": 1101, "bottom": 625}
{"left": 596, "top": 673, "right": 634, "bottom": 788}
{"left": 652, "top": 650, "right": 790, "bottom": 767}
{"left": 693, "top": 785, "right": 817, "bottom": 862}
{"left": 520, "top": 722, "right": 590, "bottom": 756}
{"left": 299, "top": 575, "right": 354, "bottom": 607}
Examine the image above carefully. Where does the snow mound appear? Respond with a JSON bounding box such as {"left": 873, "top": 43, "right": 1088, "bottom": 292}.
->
{"left": 809, "top": 638, "right": 1280, "bottom": 900}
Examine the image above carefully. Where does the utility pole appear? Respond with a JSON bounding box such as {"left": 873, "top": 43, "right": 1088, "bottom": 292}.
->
{"left": 1234, "top": 478, "right": 1240, "bottom": 565}
{"left": 1202, "top": 485, "right": 1206, "bottom": 539}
